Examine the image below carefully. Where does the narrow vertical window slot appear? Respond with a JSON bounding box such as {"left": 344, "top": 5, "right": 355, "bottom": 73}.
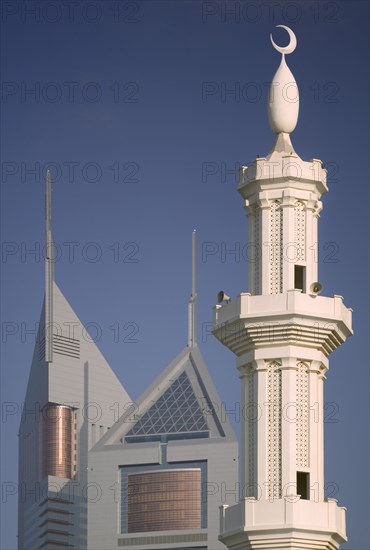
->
{"left": 297, "top": 471, "right": 309, "bottom": 500}
{"left": 294, "top": 265, "right": 305, "bottom": 292}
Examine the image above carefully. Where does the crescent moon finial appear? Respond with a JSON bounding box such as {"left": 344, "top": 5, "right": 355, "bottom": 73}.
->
{"left": 267, "top": 25, "right": 299, "bottom": 136}
{"left": 270, "top": 25, "right": 297, "bottom": 55}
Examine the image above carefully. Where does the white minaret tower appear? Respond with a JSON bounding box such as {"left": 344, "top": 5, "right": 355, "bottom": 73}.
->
{"left": 214, "top": 26, "right": 353, "bottom": 550}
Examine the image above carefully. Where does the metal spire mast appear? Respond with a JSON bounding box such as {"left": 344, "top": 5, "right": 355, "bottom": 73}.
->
{"left": 45, "top": 169, "right": 54, "bottom": 362}
{"left": 188, "top": 229, "right": 197, "bottom": 347}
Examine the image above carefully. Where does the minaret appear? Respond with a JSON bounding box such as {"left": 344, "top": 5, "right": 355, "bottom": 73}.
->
{"left": 214, "top": 26, "right": 353, "bottom": 550}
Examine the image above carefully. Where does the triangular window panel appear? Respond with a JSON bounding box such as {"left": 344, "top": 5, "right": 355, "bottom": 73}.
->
{"left": 126, "top": 372, "right": 209, "bottom": 438}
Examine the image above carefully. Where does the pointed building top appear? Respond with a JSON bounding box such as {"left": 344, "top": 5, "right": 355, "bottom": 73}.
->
{"left": 268, "top": 25, "right": 299, "bottom": 137}
{"left": 92, "top": 345, "right": 237, "bottom": 449}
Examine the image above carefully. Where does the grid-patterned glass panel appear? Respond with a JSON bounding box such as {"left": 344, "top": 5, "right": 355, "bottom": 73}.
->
{"left": 127, "top": 470, "right": 201, "bottom": 532}
{"left": 126, "top": 372, "right": 208, "bottom": 437}
{"left": 42, "top": 405, "right": 74, "bottom": 479}
{"left": 120, "top": 461, "right": 208, "bottom": 533}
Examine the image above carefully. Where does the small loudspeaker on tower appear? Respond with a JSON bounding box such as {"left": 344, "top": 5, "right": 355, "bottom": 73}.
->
{"left": 217, "top": 291, "right": 231, "bottom": 304}
{"left": 310, "top": 282, "right": 323, "bottom": 295}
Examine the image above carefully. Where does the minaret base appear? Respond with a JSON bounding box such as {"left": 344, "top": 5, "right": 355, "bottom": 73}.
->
{"left": 219, "top": 498, "right": 346, "bottom": 550}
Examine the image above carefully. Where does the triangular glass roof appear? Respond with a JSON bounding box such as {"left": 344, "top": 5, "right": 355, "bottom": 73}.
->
{"left": 126, "top": 371, "right": 209, "bottom": 437}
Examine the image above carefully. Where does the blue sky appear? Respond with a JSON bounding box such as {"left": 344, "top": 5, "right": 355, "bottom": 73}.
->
{"left": 1, "top": 1, "right": 369, "bottom": 548}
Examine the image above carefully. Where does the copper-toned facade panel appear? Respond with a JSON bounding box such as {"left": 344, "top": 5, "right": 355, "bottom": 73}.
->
{"left": 127, "top": 469, "right": 201, "bottom": 533}
{"left": 42, "top": 405, "right": 74, "bottom": 479}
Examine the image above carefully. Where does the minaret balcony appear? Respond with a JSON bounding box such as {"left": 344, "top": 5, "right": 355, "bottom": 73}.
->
{"left": 238, "top": 155, "right": 328, "bottom": 199}
{"left": 219, "top": 497, "right": 347, "bottom": 549}
{"left": 213, "top": 290, "right": 352, "bottom": 359}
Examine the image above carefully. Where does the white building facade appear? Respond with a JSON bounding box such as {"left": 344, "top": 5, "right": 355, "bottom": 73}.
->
{"left": 88, "top": 344, "right": 238, "bottom": 550}
{"left": 87, "top": 231, "right": 238, "bottom": 550}
{"left": 213, "top": 26, "right": 353, "bottom": 550}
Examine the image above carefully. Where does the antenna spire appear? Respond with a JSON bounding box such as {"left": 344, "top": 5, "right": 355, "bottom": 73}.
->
{"left": 188, "top": 229, "right": 197, "bottom": 347}
{"left": 45, "top": 169, "right": 54, "bottom": 362}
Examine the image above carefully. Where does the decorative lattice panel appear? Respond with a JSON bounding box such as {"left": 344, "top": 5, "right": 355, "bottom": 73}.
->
{"left": 267, "top": 361, "right": 282, "bottom": 499}
{"left": 296, "top": 362, "right": 310, "bottom": 467}
{"left": 253, "top": 206, "right": 260, "bottom": 295}
{"left": 294, "top": 201, "right": 306, "bottom": 262}
{"left": 269, "top": 201, "right": 283, "bottom": 294}
{"left": 247, "top": 367, "right": 255, "bottom": 495}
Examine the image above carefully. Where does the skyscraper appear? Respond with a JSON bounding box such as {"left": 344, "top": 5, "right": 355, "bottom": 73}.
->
{"left": 88, "top": 233, "right": 238, "bottom": 549}
{"left": 18, "top": 178, "right": 238, "bottom": 548}
{"left": 214, "top": 26, "right": 353, "bottom": 550}
{"left": 18, "top": 171, "right": 132, "bottom": 549}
